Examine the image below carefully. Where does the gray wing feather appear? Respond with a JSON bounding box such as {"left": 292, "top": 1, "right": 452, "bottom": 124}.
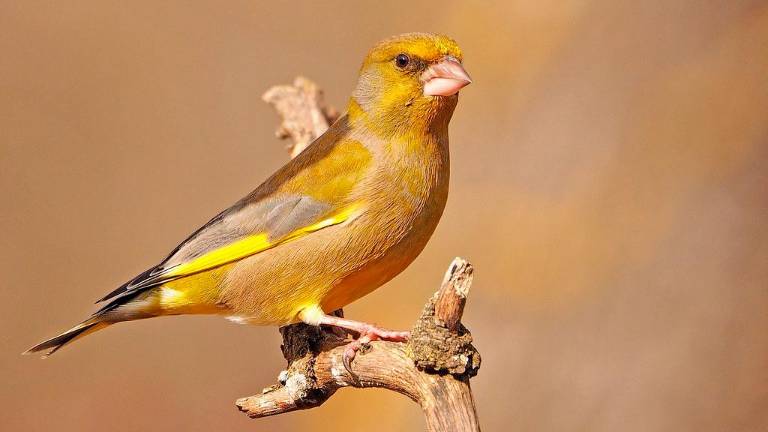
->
{"left": 97, "top": 194, "right": 330, "bottom": 304}
{"left": 163, "top": 194, "right": 330, "bottom": 267}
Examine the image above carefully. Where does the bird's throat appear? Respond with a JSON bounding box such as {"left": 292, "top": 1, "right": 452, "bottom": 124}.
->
{"left": 347, "top": 95, "right": 455, "bottom": 142}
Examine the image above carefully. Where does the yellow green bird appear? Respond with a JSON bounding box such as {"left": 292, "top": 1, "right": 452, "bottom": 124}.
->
{"left": 26, "top": 33, "right": 471, "bottom": 365}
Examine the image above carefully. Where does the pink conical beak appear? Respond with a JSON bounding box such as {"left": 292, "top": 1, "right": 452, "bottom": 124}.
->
{"left": 422, "top": 56, "right": 472, "bottom": 97}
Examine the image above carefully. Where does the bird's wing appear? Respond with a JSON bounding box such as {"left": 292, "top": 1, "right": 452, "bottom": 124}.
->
{"left": 98, "top": 194, "right": 362, "bottom": 304}
{"left": 98, "top": 116, "right": 368, "bottom": 305}
{"left": 162, "top": 195, "right": 362, "bottom": 277}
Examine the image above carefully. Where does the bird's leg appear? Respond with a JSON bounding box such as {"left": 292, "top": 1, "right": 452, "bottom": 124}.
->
{"left": 299, "top": 308, "right": 409, "bottom": 373}
{"left": 316, "top": 314, "right": 410, "bottom": 341}
{"left": 318, "top": 314, "right": 410, "bottom": 373}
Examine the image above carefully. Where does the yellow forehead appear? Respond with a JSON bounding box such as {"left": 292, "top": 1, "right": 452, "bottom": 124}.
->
{"left": 363, "top": 33, "right": 463, "bottom": 66}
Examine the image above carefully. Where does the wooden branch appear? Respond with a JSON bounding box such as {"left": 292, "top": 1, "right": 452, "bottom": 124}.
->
{"left": 262, "top": 76, "right": 339, "bottom": 158}
{"left": 239, "top": 78, "right": 481, "bottom": 431}
{"left": 236, "top": 258, "right": 481, "bottom": 431}
{"left": 435, "top": 259, "right": 473, "bottom": 331}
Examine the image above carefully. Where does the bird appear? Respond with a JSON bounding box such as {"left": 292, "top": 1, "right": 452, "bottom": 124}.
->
{"left": 25, "top": 32, "right": 471, "bottom": 368}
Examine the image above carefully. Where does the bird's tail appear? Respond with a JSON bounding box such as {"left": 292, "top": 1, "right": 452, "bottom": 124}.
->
{"left": 23, "top": 319, "right": 110, "bottom": 358}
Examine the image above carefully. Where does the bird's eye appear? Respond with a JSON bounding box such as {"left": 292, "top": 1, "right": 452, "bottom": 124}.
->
{"left": 395, "top": 53, "right": 410, "bottom": 69}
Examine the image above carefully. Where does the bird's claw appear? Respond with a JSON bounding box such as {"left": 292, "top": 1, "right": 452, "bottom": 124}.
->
{"left": 342, "top": 340, "right": 363, "bottom": 375}
{"left": 341, "top": 328, "right": 409, "bottom": 377}
{"left": 311, "top": 313, "right": 410, "bottom": 377}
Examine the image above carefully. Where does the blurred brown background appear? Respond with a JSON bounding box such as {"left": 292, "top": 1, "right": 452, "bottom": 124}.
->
{"left": 2, "top": 1, "right": 767, "bottom": 431}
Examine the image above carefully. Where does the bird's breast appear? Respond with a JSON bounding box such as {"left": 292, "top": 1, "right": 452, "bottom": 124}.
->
{"left": 318, "top": 134, "right": 450, "bottom": 311}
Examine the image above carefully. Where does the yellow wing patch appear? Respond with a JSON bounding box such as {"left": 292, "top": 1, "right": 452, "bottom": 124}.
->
{"left": 165, "top": 202, "right": 363, "bottom": 279}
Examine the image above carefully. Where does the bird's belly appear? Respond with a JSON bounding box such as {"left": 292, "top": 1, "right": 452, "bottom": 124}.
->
{"left": 319, "top": 220, "right": 436, "bottom": 313}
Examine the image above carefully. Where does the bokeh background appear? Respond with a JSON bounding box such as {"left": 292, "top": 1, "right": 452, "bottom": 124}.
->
{"left": 2, "top": 1, "right": 767, "bottom": 431}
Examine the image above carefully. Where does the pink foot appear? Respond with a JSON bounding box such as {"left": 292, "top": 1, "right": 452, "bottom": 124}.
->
{"left": 314, "top": 314, "right": 410, "bottom": 374}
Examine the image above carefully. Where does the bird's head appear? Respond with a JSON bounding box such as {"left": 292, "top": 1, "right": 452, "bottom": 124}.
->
{"left": 349, "top": 33, "right": 471, "bottom": 136}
